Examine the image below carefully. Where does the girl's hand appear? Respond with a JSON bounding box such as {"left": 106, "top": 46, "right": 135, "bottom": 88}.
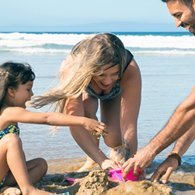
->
{"left": 82, "top": 118, "right": 107, "bottom": 135}
{"left": 101, "top": 159, "right": 121, "bottom": 170}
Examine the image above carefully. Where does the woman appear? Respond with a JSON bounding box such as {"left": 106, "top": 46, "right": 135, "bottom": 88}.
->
{"left": 32, "top": 33, "right": 142, "bottom": 171}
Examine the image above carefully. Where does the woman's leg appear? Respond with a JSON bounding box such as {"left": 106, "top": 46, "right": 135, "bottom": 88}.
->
{"left": 100, "top": 96, "right": 125, "bottom": 164}
{"left": 100, "top": 96, "right": 122, "bottom": 147}
{"left": 0, "top": 134, "right": 52, "bottom": 195}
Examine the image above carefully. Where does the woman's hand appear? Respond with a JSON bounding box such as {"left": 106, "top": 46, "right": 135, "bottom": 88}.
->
{"left": 82, "top": 118, "right": 107, "bottom": 136}
{"left": 151, "top": 156, "right": 179, "bottom": 183}
{"left": 101, "top": 159, "right": 121, "bottom": 170}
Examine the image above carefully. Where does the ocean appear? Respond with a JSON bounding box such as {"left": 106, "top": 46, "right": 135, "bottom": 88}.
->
{"left": 0, "top": 32, "right": 194, "bottom": 167}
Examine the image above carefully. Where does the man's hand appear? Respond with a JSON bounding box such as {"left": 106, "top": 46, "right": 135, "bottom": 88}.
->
{"left": 122, "top": 146, "right": 155, "bottom": 177}
{"left": 151, "top": 155, "right": 179, "bottom": 183}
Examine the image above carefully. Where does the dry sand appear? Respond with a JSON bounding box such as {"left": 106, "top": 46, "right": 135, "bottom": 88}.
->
{"left": 1, "top": 158, "right": 194, "bottom": 195}
{"left": 38, "top": 158, "right": 195, "bottom": 195}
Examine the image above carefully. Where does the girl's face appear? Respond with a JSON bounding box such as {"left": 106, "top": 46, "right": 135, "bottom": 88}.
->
{"left": 11, "top": 81, "right": 34, "bottom": 108}
{"left": 92, "top": 64, "right": 120, "bottom": 91}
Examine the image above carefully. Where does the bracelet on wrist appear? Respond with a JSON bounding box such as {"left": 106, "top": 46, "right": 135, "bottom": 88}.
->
{"left": 167, "top": 153, "right": 181, "bottom": 166}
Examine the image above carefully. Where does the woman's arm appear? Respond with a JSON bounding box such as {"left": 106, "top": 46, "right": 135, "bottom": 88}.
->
{"left": 63, "top": 96, "right": 120, "bottom": 169}
{"left": 120, "top": 59, "right": 142, "bottom": 156}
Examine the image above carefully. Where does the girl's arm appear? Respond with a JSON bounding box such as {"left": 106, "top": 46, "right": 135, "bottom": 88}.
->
{"left": 1, "top": 107, "right": 106, "bottom": 134}
{"left": 120, "top": 59, "right": 142, "bottom": 156}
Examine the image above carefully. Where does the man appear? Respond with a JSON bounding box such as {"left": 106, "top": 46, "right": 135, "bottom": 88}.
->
{"left": 123, "top": 0, "right": 195, "bottom": 183}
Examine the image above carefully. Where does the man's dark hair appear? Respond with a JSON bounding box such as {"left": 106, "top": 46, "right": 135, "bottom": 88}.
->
{"left": 161, "top": 0, "right": 192, "bottom": 5}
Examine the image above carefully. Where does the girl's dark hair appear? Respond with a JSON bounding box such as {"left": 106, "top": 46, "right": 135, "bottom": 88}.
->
{"left": 0, "top": 61, "right": 35, "bottom": 108}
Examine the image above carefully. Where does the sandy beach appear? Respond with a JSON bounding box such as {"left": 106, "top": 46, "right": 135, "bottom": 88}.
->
{"left": 0, "top": 32, "right": 194, "bottom": 194}
{"left": 32, "top": 158, "right": 195, "bottom": 195}
{"left": 0, "top": 157, "right": 194, "bottom": 195}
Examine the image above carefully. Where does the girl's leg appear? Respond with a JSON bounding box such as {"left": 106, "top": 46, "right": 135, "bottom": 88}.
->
{"left": 0, "top": 134, "right": 52, "bottom": 195}
{"left": 5, "top": 158, "right": 47, "bottom": 186}
{"left": 100, "top": 96, "right": 125, "bottom": 164}
{"left": 0, "top": 137, "right": 19, "bottom": 195}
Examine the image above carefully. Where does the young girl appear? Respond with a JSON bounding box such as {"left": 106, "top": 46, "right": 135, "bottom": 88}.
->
{"left": 0, "top": 61, "right": 106, "bottom": 195}
{"left": 32, "top": 33, "right": 142, "bottom": 172}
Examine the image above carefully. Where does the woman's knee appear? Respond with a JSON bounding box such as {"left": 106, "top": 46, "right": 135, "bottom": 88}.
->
{"left": 104, "top": 135, "right": 122, "bottom": 148}
{"left": 104, "top": 127, "right": 122, "bottom": 148}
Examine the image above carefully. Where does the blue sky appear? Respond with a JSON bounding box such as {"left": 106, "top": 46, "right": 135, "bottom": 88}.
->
{"left": 0, "top": 0, "right": 185, "bottom": 32}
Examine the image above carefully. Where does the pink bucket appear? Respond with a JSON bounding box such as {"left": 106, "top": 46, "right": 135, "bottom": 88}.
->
{"left": 108, "top": 168, "right": 143, "bottom": 182}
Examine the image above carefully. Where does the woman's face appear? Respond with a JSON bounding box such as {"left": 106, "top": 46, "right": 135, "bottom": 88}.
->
{"left": 92, "top": 64, "right": 120, "bottom": 91}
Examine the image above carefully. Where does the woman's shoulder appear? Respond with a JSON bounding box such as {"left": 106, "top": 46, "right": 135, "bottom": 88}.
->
{"left": 125, "top": 49, "right": 134, "bottom": 63}
{"left": 122, "top": 49, "right": 134, "bottom": 73}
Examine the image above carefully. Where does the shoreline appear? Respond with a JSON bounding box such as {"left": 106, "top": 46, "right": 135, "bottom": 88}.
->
{"left": 47, "top": 157, "right": 87, "bottom": 174}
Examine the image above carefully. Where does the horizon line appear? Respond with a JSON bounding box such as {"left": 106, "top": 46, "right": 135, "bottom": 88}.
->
{"left": 0, "top": 31, "right": 188, "bottom": 33}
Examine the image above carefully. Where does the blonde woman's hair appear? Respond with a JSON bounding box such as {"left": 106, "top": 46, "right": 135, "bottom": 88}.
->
{"left": 32, "top": 33, "right": 127, "bottom": 112}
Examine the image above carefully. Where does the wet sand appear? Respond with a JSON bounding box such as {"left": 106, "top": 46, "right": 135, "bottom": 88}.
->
{"left": 0, "top": 158, "right": 194, "bottom": 195}
{"left": 37, "top": 158, "right": 195, "bottom": 195}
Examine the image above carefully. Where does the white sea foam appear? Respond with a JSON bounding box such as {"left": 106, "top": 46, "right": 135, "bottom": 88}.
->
{"left": 120, "top": 35, "right": 195, "bottom": 49}
{"left": 0, "top": 32, "right": 195, "bottom": 55}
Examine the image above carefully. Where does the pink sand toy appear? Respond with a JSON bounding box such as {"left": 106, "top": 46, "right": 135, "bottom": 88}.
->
{"left": 64, "top": 177, "right": 76, "bottom": 185}
{"left": 108, "top": 168, "right": 143, "bottom": 182}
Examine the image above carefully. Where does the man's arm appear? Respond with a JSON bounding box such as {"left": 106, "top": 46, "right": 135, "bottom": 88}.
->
{"left": 151, "top": 125, "right": 195, "bottom": 183}
{"left": 123, "top": 87, "right": 195, "bottom": 175}
{"left": 148, "top": 87, "right": 195, "bottom": 156}
{"left": 171, "top": 124, "right": 195, "bottom": 156}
